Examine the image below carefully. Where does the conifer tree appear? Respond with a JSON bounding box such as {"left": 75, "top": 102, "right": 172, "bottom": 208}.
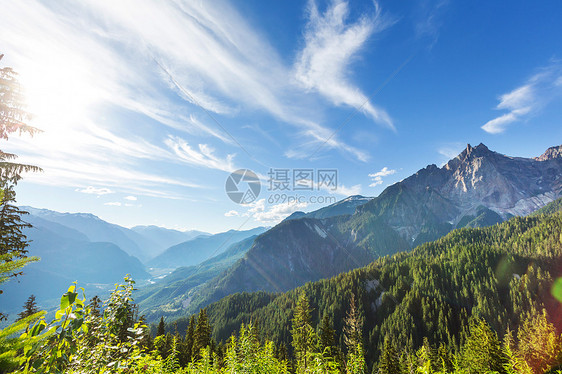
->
{"left": 16, "top": 294, "right": 38, "bottom": 321}
{"left": 0, "top": 54, "right": 41, "bottom": 320}
{"left": 157, "top": 316, "right": 166, "bottom": 337}
{"left": 291, "top": 290, "right": 315, "bottom": 372}
{"left": 192, "top": 308, "right": 212, "bottom": 360}
{"left": 319, "top": 313, "right": 336, "bottom": 358}
{"left": 378, "top": 338, "right": 400, "bottom": 374}
{"left": 344, "top": 293, "right": 363, "bottom": 355}
{"left": 184, "top": 315, "right": 196, "bottom": 363}
{"left": 461, "top": 318, "right": 505, "bottom": 373}
{"left": 517, "top": 309, "right": 562, "bottom": 373}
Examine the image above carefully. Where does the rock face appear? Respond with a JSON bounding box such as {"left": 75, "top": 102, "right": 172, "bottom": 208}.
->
{"left": 157, "top": 143, "right": 562, "bottom": 315}
{"left": 534, "top": 145, "right": 562, "bottom": 161}
{"left": 357, "top": 143, "right": 562, "bottom": 242}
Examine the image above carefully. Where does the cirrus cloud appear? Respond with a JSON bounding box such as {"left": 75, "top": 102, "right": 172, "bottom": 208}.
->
{"left": 482, "top": 61, "right": 562, "bottom": 134}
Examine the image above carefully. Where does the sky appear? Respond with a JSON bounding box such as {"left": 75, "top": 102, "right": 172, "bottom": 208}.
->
{"left": 1, "top": 0, "right": 562, "bottom": 233}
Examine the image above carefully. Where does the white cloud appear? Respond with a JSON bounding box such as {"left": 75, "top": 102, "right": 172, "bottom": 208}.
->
{"left": 124, "top": 196, "right": 137, "bottom": 201}
{"left": 0, "top": 0, "right": 396, "bottom": 205}
{"left": 335, "top": 184, "right": 362, "bottom": 196}
{"left": 104, "top": 202, "right": 122, "bottom": 206}
{"left": 165, "top": 136, "right": 236, "bottom": 173}
{"left": 76, "top": 186, "right": 114, "bottom": 195}
{"left": 224, "top": 210, "right": 240, "bottom": 217}
{"left": 482, "top": 62, "right": 562, "bottom": 134}
{"left": 369, "top": 166, "right": 396, "bottom": 187}
{"left": 414, "top": 0, "right": 449, "bottom": 47}
{"left": 245, "top": 199, "right": 309, "bottom": 223}
{"left": 294, "top": 0, "right": 394, "bottom": 129}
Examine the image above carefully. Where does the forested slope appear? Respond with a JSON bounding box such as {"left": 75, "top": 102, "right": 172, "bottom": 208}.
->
{"left": 194, "top": 198, "right": 562, "bottom": 366}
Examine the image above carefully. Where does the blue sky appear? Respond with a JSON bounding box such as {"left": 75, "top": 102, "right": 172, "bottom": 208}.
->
{"left": 1, "top": 0, "right": 562, "bottom": 233}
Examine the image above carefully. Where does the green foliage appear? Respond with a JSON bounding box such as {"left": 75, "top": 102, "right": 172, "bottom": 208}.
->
{"left": 291, "top": 291, "right": 316, "bottom": 372}
{"left": 344, "top": 294, "right": 363, "bottom": 356}
{"left": 459, "top": 318, "right": 505, "bottom": 373}
{"left": 378, "top": 338, "right": 400, "bottom": 374}
{"left": 200, "top": 204, "right": 562, "bottom": 371}
{"left": 192, "top": 309, "right": 212, "bottom": 361}
{"left": 516, "top": 309, "right": 562, "bottom": 373}
{"left": 318, "top": 314, "right": 338, "bottom": 360}
{"left": 0, "top": 54, "right": 41, "bottom": 320}
{"left": 158, "top": 316, "right": 166, "bottom": 336}
{"left": 0, "top": 311, "right": 45, "bottom": 372}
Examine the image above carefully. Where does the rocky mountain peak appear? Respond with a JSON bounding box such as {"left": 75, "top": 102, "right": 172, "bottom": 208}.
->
{"left": 444, "top": 143, "right": 494, "bottom": 172}
{"left": 462, "top": 143, "right": 492, "bottom": 159}
{"left": 535, "top": 145, "right": 562, "bottom": 161}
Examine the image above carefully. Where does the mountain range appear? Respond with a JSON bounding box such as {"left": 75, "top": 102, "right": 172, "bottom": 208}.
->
{"left": 0, "top": 209, "right": 256, "bottom": 317}
{"left": 21, "top": 207, "right": 209, "bottom": 262}
{"left": 194, "top": 196, "right": 562, "bottom": 364}
{"left": 147, "top": 227, "right": 268, "bottom": 269}
{"left": 146, "top": 143, "right": 562, "bottom": 318}
{"left": 5, "top": 143, "right": 561, "bottom": 323}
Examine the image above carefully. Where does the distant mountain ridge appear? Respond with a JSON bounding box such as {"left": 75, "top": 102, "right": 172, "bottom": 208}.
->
{"left": 175, "top": 143, "right": 562, "bottom": 315}
{"left": 20, "top": 207, "right": 210, "bottom": 262}
{"left": 2, "top": 207, "right": 214, "bottom": 317}
{"left": 131, "top": 225, "right": 209, "bottom": 252}
{"left": 148, "top": 227, "right": 269, "bottom": 269}
{"left": 1, "top": 213, "right": 150, "bottom": 317}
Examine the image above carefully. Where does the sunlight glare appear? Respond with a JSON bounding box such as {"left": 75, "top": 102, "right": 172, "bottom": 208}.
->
{"left": 18, "top": 50, "right": 101, "bottom": 147}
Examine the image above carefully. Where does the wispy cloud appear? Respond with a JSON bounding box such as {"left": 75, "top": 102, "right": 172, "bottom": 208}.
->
{"left": 76, "top": 186, "right": 114, "bottom": 195}
{"left": 124, "top": 196, "right": 137, "bottom": 201}
{"left": 165, "top": 136, "right": 236, "bottom": 173}
{"left": 294, "top": 0, "right": 394, "bottom": 129}
{"left": 438, "top": 143, "right": 464, "bottom": 158}
{"left": 414, "top": 0, "right": 449, "bottom": 47}
{"left": 104, "top": 202, "right": 122, "bottom": 206}
{"left": 0, "top": 0, "right": 398, "bottom": 202}
{"left": 369, "top": 166, "right": 396, "bottom": 187}
{"left": 482, "top": 61, "right": 562, "bottom": 134}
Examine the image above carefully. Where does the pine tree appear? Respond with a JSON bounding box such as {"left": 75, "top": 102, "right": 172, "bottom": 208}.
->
{"left": 378, "top": 338, "right": 400, "bottom": 374}
{"left": 461, "top": 318, "right": 505, "bottom": 373}
{"left": 291, "top": 290, "right": 315, "bottom": 372}
{"left": 517, "top": 309, "right": 562, "bottom": 373}
{"left": 16, "top": 294, "right": 39, "bottom": 321}
{"left": 319, "top": 314, "right": 336, "bottom": 358}
{"left": 192, "top": 309, "right": 212, "bottom": 360}
{"left": 344, "top": 293, "right": 363, "bottom": 355}
{"left": 157, "top": 316, "right": 166, "bottom": 337}
{"left": 183, "top": 315, "right": 196, "bottom": 364}
{"left": 0, "top": 54, "right": 41, "bottom": 320}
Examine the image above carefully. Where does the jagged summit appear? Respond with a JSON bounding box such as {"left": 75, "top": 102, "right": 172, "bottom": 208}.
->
{"left": 535, "top": 144, "right": 562, "bottom": 161}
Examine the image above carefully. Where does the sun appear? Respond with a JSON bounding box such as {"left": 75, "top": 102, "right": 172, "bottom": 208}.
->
{"left": 17, "top": 51, "right": 101, "bottom": 146}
